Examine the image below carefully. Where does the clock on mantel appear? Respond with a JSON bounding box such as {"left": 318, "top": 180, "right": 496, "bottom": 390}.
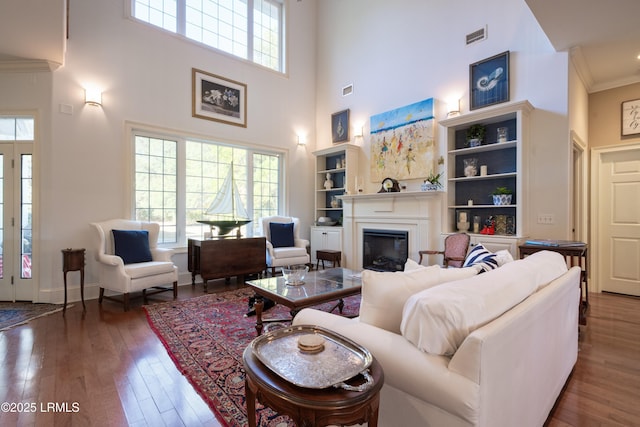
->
{"left": 378, "top": 177, "right": 401, "bottom": 193}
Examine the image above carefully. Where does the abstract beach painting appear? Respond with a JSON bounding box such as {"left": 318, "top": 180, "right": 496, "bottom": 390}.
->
{"left": 370, "top": 98, "right": 436, "bottom": 182}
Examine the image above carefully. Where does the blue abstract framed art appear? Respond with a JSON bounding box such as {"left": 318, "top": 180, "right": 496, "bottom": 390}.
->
{"left": 469, "top": 51, "right": 510, "bottom": 110}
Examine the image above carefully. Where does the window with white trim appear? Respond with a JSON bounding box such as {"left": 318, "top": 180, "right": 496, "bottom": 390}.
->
{"left": 132, "top": 0, "right": 285, "bottom": 72}
{"left": 133, "top": 130, "right": 283, "bottom": 246}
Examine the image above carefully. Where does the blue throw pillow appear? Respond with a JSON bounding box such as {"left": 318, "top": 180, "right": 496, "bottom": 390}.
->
{"left": 463, "top": 243, "right": 499, "bottom": 273}
{"left": 112, "top": 229, "right": 153, "bottom": 264}
{"left": 269, "top": 222, "right": 295, "bottom": 248}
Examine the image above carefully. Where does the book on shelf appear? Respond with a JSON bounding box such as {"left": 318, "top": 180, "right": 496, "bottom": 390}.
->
{"left": 524, "top": 239, "right": 586, "bottom": 247}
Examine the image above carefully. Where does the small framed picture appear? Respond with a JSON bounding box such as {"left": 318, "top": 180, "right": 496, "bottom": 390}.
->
{"left": 621, "top": 99, "right": 640, "bottom": 136}
{"left": 470, "top": 51, "right": 510, "bottom": 110}
{"left": 192, "top": 68, "right": 247, "bottom": 127}
{"left": 331, "top": 109, "right": 350, "bottom": 143}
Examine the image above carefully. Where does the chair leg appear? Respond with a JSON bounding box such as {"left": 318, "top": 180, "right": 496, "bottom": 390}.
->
{"left": 173, "top": 281, "right": 178, "bottom": 299}
{"left": 142, "top": 289, "right": 148, "bottom": 304}
{"left": 123, "top": 293, "right": 130, "bottom": 311}
{"left": 99, "top": 288, "right": 104, "bottom": 304}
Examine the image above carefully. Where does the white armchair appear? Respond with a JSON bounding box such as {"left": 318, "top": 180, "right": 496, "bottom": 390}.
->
{"left": 90, "top": 219, "right": 178, "bottom": 311}
{"left": 259, "top": 216, "right": 310, "bottom": 276}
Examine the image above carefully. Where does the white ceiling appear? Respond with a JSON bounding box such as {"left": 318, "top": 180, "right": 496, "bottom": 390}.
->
{"left": 526, "top": 0, "right": 640, "bottom": 93}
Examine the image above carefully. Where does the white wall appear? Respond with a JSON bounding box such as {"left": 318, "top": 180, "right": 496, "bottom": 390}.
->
{"left": 315, "top": 0, "right": 572, "bottom": 240}
{"left": 0, "top": 0, "right": 66, "bottom": 68}
{"left": 1, "top": 0, "right": 318, "bottom": 302}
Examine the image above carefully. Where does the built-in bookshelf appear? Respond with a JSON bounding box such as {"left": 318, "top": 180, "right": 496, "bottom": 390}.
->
{"left": 312, "top": 144, "right": 360, "bottom": 225}
{"left": 440, "top": 100, "right": 533, "bottom": 255}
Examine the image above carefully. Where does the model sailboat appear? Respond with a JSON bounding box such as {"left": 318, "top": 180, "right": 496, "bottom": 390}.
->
{"left": 197, "top": 163, "right": 252, "bottom": 237}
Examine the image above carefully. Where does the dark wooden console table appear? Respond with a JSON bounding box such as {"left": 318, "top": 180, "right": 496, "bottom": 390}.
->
{"left": 519, "top": 242, "right": 588, "bottom": 325}
{"left": 188, "top": 237, "right": 266, "bottom": 292}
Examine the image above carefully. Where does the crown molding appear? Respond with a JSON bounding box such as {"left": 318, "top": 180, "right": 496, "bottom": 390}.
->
{"left": 0, "top": 59, "right": 61, "bottom": 73}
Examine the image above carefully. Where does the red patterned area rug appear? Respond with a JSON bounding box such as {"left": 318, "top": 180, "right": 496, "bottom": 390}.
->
{"left": 144, "top": 286, "right": 360, "bottom": 427}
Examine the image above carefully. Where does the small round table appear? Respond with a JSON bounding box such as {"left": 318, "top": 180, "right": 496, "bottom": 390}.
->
{"left": 242, "top": 346, "right": 384, "bottom": 427}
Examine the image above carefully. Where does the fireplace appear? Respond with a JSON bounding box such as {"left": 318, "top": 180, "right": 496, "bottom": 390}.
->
{"left": 362, "top": 229, "right": 409, "bottom": 272}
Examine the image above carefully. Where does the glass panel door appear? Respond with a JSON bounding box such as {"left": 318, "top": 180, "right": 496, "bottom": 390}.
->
{"left": 0, "top": 117, "right": 35, "bottom": 301}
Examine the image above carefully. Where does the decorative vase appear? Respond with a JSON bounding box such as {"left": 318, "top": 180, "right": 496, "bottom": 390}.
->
{"left": 467, "top": 138, "right": 482, "bottom": 147}
{"left": 421, "top": 182, "right": 440, "bottom": 191}
{"left": 492, "top": 194, "right": 512, "bottom": 205}
{"left": 495, "top": 215, "right": 507, "bottom": 234}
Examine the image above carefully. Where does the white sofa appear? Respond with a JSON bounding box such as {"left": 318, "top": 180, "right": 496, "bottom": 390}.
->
{"left": 292, "top": 251, "right": 581, "bottom": 427}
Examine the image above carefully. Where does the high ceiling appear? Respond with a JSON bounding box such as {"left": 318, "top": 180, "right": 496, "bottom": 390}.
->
{"left": 1, "top": 1, "right": 639, "bottom": 93}
{"left": 526, "top": 0, "right": 640, "bottom": 93}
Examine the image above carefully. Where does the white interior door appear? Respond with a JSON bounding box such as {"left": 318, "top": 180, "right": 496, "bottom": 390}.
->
{"left": 595, "top": 146, "right": 640, "bottom": 296}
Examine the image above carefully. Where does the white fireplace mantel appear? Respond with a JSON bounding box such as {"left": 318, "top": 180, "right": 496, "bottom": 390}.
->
{"left": 339, "top": 191, "right": 444, "bottom": 269}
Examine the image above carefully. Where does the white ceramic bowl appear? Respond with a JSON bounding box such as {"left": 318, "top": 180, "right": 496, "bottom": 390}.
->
{"left": 281, "top": 265, "right": 309, "bottom": 285}
{"left": 317, "top": 216, "right": 332, "bottom": 223}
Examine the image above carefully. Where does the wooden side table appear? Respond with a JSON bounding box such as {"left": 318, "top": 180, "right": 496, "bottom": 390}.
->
{"left": 243, "top": 346, "right": 383, "bottom": 427}
{"left": 519, "top": 243, "right": 588, "bottom": 325}
{"left": 62, "top": 248, "right": 86, "bottom": 313}
{"left": 316, "top": 249, "right": 341, "bottom": 270}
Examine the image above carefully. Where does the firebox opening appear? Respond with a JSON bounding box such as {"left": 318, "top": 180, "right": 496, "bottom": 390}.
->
{"left": 362, "top": 228, "right": 409, "bottom": 272}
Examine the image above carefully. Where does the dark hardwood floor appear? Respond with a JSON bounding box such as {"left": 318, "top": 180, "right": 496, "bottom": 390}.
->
{"left": 0, "top": 283, "right": 638, "bottom": 426}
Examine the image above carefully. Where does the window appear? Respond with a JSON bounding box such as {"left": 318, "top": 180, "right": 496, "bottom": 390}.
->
{"left": 132, "top": 0, "right": 285, "bottom": 72}
{"left": 133, "top": 130, "right": 282, "bottom": 246}
{"left": 0, "top": 117, "right": 35, "bottom": 141}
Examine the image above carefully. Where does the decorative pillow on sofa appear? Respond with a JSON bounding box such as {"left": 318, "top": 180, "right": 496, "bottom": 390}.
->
{"left": 404, "top": 258, "right": 425, "bottom": 271}
{"left": 495, "top": 249, "right": 514, "bottom": 266}
{"left": 269, "top": 222, "right": 295, "bottom": 248}
{"left": 462, "top": 243, "right": 499, "bottom": 272}
{"left": 359, "top": 264, "right": 480, "bottom": 334}
{"left": 400, "top": 250, "right": 569, "bottom": 356}
{"left": 112, "top": 229, "right": 153, "bottom": 264}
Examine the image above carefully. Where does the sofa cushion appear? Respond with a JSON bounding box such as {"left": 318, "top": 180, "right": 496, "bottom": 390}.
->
{"left": 359, "top": 264, "right": 480, "bottom": 334}
{"left": 112, "top": 229, "right": 153, "bottom": 264}
{"left": 401, "top": 250, "right": 569, "bottom": 356}
{"left": 269, "top": 222, "right": 295, "bottom": 248}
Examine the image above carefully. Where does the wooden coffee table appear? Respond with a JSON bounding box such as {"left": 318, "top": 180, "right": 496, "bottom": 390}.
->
{"left": 245, "top": 267, "right": 361, "bottom": 335}
{"left": 243, "top": 345, "right": 384, "bottom": 427}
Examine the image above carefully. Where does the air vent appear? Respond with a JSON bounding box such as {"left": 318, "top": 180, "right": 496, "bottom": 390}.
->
{"left": 466, "top": 27, "right": 487, "bottom": 45}
{"left": 342, "top": 84, "right": 354, "bottom": 97}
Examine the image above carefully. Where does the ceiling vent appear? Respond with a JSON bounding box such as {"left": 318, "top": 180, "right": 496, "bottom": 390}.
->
{"left": 466, "top": 26, "right": 487, "bottom": 45}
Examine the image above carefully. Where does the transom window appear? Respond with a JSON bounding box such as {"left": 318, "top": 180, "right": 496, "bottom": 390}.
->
{"left": 133, "top": 129, "right": 283, "bottom": 246}
{"left": 132, "top": 0, "right": 284, "bottom": 72}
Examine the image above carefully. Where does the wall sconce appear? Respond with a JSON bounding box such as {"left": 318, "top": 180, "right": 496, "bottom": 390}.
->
{"left": 297, "top": 134, "right": 307, "bottom": 146}
{"left": 85, "top": 87, "right": 102, "bottom": 106}
{"left": 353, "top": 125, "right": 364, "bottom": 139}
{"left": 447, "top": 99, "right": 460, "bottom": 117}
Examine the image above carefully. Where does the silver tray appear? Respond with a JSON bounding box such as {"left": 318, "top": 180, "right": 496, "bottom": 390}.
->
{"left": 250, "top": 325, "right": 373, "bottom": 389}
